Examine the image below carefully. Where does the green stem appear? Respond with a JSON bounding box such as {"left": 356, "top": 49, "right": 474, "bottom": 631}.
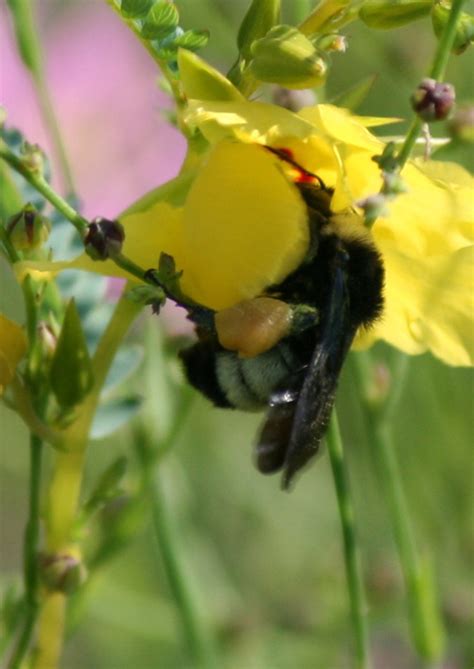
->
{"left": 7, "top": 435, "right": 43, "bottom": 669}
{"left": 0, "top": 147, "right": 160, "bottom": 287}
{"left": 0, "top": 146, "right": 87, "bottom": 237}
{"left": 396, "top": 0, "right": 466, "bottom": 168}
{"left": 326, "top": 411, "right": 370, "bottom": 669}
{"left": 353, "top": 351, "right": 444, "bottom": 661}
{"left": 148, "top": 468, "right": 216, "bottom": 669}
{"left": 6, "top": 0, "right": 75, "bottom": 192}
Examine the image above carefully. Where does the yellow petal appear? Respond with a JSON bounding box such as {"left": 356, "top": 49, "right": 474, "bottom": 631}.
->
{"left": 179, "top": 141, "right": 309, "bottom": 309}
{"left": 0, "top": 314, "right": 27, "bottom": 393}
{"left": 184, "top": 99, "right": 315, "bottom": 145}
{"left": 298, "top": 104, "right": 384, "bottom": 151}
{"left": 362, "top": 244, "right": 474, "bottom": 366}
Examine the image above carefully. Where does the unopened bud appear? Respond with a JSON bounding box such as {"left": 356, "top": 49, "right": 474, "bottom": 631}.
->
{"left": 359, "top": 0, "right": 432, "bottom": 30}
{"left": 21, "top": 142, "right": 45, "bottom": 174}
{"left": 85, "top": 217, "right": 125, "bottom": 260}
{"left": 449, "top": 104, "right": 474, "bottom": 142}
{"left": 37, "top": 322, "right": 57, "bottom": 358}
{"left": 272, "top": 87, "right": 317, "bottom": 111}
{"left": 40, "top": 551, "right": 87, "bottom": 594}
{"left": 316, "top": 33, "right": 348, "bottom": 53}
{"left": 249, "top": 25, "right": 328, "bottom": 89}
{"left": 411, "top": 78, "right": 455, "bottom": 122}
{"left": 7, "top": 204, "right": 51, "bottom": 250}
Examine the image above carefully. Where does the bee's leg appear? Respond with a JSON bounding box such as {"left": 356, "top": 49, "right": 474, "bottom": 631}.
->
{"left": 289, "top": 304, "right": 319, "bottom": 335}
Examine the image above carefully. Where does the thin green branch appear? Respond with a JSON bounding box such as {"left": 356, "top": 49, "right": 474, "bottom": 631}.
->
{"left": 353, "top": 351, "right": 445, "bottom": 661}
{"left": 0, "top": 146, "right": 87, "bottom": 236}
{"left": 0, "top": 146, "right": 159, "bottom": 286}
{"left": 7, "top": 435, "right": 43, "bottom": 669}
{"left": 326, "top": 411, "right": 371, "bottom": 669}
{"left": 6, "top": 0, "right": 75, "bottom": 192}
{"left": 148, "top": 468, "right": 216, "bottom": 669}
{"left": 396, "top": 0, "right": 467, "bottom": 168}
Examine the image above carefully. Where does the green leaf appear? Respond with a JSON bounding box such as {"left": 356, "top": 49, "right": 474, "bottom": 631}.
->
{"left": 141, "top": 1, "right": 179, "bottom": 40}
{"left": 50, "top": 299, "right": 94, "bottom": 410}
{"left": 120, "top": 0, "right": 153, "bottom": 18}
{"left": 173, "top": 29, "right": 210, "bottom": 51}
{"left": 331, "top": 73, "right": 378, "bottom": 111}
{"left": 237, "top": 0, "right": 281, "bottom": 59}
{"left": 359, "top": 0, "right": 432, "bottom": 29}
{"left": 90, "top": 396, "right": 142, "bottom": 440}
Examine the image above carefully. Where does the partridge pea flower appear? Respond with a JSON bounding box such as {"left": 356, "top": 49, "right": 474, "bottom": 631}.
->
{"left": 21, "top": 60, "right": 473, "bottom": 368}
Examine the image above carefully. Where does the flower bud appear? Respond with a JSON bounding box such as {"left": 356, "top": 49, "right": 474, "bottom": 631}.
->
{"left": 272, "top": 87, "right": 317, "bottom": 112}
{"left": 315, "top": 33, "right": 347, "bottom": 53}
{"left": 449, "top": 105, "right": 474, "bottom": 142}
{"left": 21, "top": 142, "right": 45, "bottom": 174}
{"left": 432, "top": 1, "right": 474, "bottom": 55}
{"left": 411, "top": 78, "right": 455, "bottom": 122}
{"left": 359, "top": 0, "right": 432, "bottom": 29}
{"left": 237, "top": 0, "right": 281, "bottom": 60}
{"left": 40, "top": 551, "right": 87, "bottom": 594}
{"left": 85, "top": 217, "right": 125, "bottom": 260}
{"left": 249, "top": 25, "right": 328, "bottom": 89}
{"left": 7, "top": 204, "right": 51, "bottom": 250}
{"left": 37, "top": 322, "right": 57, "bottom": 359}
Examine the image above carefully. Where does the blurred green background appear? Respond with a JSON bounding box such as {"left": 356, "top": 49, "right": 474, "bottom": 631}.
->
{"left": 1, "top": 1, "right": 473, "bottom": 668}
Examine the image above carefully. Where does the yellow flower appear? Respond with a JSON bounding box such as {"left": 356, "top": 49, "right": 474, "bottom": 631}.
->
{"left": 21, "top": 82, "right": 473, "bottom": 367}
{"left": 0, "top": 314, "right": 27, "bottom": 394}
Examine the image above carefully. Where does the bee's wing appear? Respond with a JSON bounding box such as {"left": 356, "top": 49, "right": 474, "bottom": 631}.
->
{"left": 255, "top": 370, "right": 306, "bottom": 475}
{"left": 281, "top": 251, "right": 357, "bottom": 489}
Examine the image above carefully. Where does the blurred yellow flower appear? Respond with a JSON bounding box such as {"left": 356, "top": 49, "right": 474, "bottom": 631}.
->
{"left": 21, "top": 93, "right": 473, "bottom": 367}
{"left": 0, "top": 314, "right": 27, "bottom": 394}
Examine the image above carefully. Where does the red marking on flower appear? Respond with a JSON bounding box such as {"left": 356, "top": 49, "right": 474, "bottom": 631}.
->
{"left": 264, "top": 145, "right": 324, "bottom": 188}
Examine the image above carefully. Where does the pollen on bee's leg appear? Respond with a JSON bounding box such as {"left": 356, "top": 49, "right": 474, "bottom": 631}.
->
{"left": 215, "top": 297, "right": 292, "bottom": 358}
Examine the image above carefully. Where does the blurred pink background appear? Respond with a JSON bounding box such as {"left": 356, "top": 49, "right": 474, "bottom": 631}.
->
{"left": 0, "top": 2, "right": 186, "bottom": 218}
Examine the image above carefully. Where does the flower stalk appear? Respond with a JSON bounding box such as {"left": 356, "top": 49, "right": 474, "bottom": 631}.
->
{"left": 326, "top": 411, "right": 371, "bottom": 669}
{"left": 397, "top": 0, "right": 467, "bottom": 168}
{"left": 6, "top": 0, "right": 75, "bottom": 193}
{"left": 31, "top": 289, "right": 143, "bottom": 668}
{"left": 353, "top": 351, "right": 445, "bottom": 661}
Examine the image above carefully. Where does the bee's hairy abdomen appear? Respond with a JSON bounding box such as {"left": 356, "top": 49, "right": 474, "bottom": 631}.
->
{"left": 181, "top": 339, "right": 304, "bottom": 412}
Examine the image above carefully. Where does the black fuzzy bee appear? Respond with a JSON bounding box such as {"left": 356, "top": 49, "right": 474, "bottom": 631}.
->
{"left": 161, "top": 149, "right": 384, "bottom": 489}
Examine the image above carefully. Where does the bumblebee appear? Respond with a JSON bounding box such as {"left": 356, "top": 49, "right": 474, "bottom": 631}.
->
{"left": 160, "top": 148, "right": 384, "bottom": 489}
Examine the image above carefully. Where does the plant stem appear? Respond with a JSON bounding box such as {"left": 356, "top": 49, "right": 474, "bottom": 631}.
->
{"left": 396, "top": 0, "right": 466, "bottom": 168}
{"left": 32, "top": 289, "right": 142, "bottom": 668}
{"left": 6, "top": 435, "right": 43, "bottom": 669}
{"left": 0, "top": 147, "right": 87, "bottom": 237}
{"left": 353, "top": 351, "right": 444, "bottom": 661}
{"left": 6, "top": 0, "right": 75, "bottom": 193}
{"left": 0, "top": 147, "right": 159, "bottom": 287}
{"left": 148, "top": 468, "right": 216, "bottom": 669}
{"left": 326, "top": 410, "right": 370, "bottom": 669}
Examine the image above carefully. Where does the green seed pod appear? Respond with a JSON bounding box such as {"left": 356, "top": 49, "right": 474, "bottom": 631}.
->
{"left": 237, "top": 0, "right": 281, "bottom": 59}
{"left": 432, "top": 1, "right": 474, "bottom": 54}
{"left": 7, "top": 203, "right": 51, "bottom": 250}
{"left": 359, "top": 0, "right": 432, "bottom": 29}
{"left": 249, "top": 25, "right": 328, "bottom": 89}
